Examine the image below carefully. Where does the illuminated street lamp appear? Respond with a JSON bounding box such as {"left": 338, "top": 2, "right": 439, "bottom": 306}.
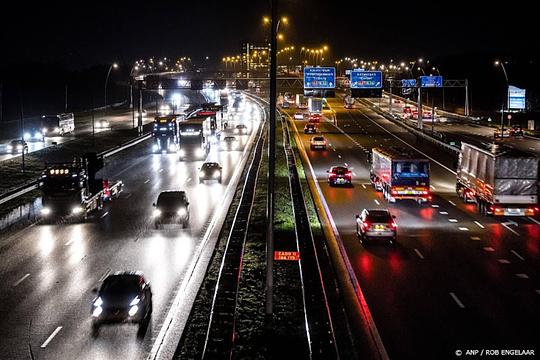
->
{"left": 104, "top": 63, "right": 118, "bottom": 110}
{"left": 494, "top": 60, "right": 510, "bottom": 134}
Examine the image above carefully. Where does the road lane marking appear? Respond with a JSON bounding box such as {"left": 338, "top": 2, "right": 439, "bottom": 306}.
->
{"left": 448, "top": 200, "right": 456, "bottom": 206}
{"left": 449, "top": 218, "right": 458, "bottom": 222}
{"left": 458, "top": 227, "right": 469, "bottom": 231}
{"left": 449, "top": 292, "right": 465, "bottom": 308}
{"left": 344, "top": 162, "right": 348, "bottom": 167}
{"left": 483, "top": 247, "right": 495, "bottom": 252}
{"left": 430, "top": 185, "right": 436, "bottom": 190}
{"left": 361, "top": 184, "right": 366, "bottom": 189}
{"left": 470, "top": 236, "right": 481, "bottom": 241}
{"left": 353, "top": 172, "right": 357, "bottom": 176}
{"left": 13, "top": 273, "right": 30, "bottom": 287}
{"left": 528, "top": 217, "right": 540, "bottom": 225}
{"left": 41, "top": 326, "right": 62, "bottom": 348}
{"left": 414, "top": 249, "right": 424, "bottom": 259}
{"left": 338, "top": 154, "right": 342, "bottom": 159}
{"left": 431, "top": 204, "right": 439, "bottom": 208}
{"left": 516, "top": 273, "right": 529, "bottom": 279}
{"left": 498, "top": 259, "right": 511, "bottom": 264}
{"left": 474, "top": 221, "right": 485, "bottom": 229}
{"left": 159, "top": 168, "right": 163, "bottom": 173}
{"left": 510, "top": 250, "right": 525, "bottom": 261}
{"left": 100, "top": 211, "right": 109, "bottom": 219}
{"left": 99, "top": 269, "right": 111, "bottom": 282}
{"left": 502, "top": 223, "right": 520, "bottom": 236}
{"left": 374, "top": 200, "right": 380, "bottom": 205}
{"left": 144, "top": 179, "right": 150, "bottom": 184}
{"left": 439, "top": 211, "right": 448, "bottom": 215}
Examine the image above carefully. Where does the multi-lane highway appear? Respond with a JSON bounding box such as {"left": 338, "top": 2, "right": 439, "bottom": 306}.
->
{"left": 284, "top": 98, "right": 540, "bottom": 358}
{"left": 0, "top": 99, "right": 261, "bottom": 360}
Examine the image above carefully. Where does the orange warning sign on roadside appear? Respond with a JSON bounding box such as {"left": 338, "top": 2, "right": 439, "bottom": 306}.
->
{"left": 274, "top": 251, "right": 300, "bottom": 261}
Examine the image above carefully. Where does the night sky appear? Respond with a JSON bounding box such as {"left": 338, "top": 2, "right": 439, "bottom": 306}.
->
{"left": 1, "top": 1, "right": 538, "bottom": 67}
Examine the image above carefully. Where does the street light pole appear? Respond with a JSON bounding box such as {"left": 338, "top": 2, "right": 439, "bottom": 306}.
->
{"left": 266, "top": 0, "right": 278, "bottom": 331}
{"left": 495, "top": 61, "right": 509, "bottom": 136}
{"left": 104, "top": 63, "right": 118, "bottom": 114}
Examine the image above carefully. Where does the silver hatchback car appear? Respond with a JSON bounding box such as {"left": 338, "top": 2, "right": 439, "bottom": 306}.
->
{"left": 356, "top": 209, "right": 397, "bottom": 245}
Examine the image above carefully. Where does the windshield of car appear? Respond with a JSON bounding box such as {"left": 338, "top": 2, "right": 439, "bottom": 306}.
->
{"left": 333, "top": 167, "right": 348, "bottom": 174}
{"left": 203, "top": 163, "right": 219, "bottom": 169}
{"left": 224, "top": 137, "right": 236, "bottom": 141}
{"left": 157, "top": 192, "right": 185, "bottom": 207}
{"left": 101, "top": 275, "right": 140, "bottom": 296}
{"left": 313, "top": 137, "right": 324, "bottom": 141}
{"left": 366, "top": 212, "right": 391, "bottom": 223}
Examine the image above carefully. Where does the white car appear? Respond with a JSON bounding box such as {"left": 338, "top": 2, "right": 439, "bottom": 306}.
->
{"left": 221, "top": 136, "right": 239, "bottom": 151}
{"left": 293, "top": 112, "right": 305, "bottom": 120}
{"left": 310, "top": 136, "right": 327, "bottom": 150}
{"left": 95, "top": 119, "right": 110, "bottom": 129}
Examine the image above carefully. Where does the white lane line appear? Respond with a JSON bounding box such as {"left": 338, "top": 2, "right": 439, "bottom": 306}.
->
{"left": 338, "top": 154, "right": 342, "bottom": 159}
{"left": 98, "top": 268, "right": 111, "bottom": 282}
{"left": 414, "top": 249, "right": 425, "bottom": 259}
{"left": 144, "top": 179, "right": 150, "bottom": 184}
{"left": 449, "top": 292, "right": 465, "bottom": 308}
{"left": 474, "top": 221, "right": 485, "bottom": 229}
{"left": 528, "top": 217, "right": 540, "bottom": 225}
{"left": 458, "top": 227, "right": 469, "bottom": 231}
{"left": 470, "top": 236, "right": 481, "bottom": 241}
{"left": 502, "top": 223, "right": 520, "bottom": 236}
{"left": 361, "top": 184, "right": 366, "bottom": 189}
{"left": 430, "top": 185, "right": 436, "bottom": 190}
{"left": 449, "top": 218, "right": 458, "bottom": 222}
{"left": 448, "top": 200, "right": 457, "bottom": 206}
{"left": 124, "top": 193, "right": 133, "bottom": 199}
{"left": 374, "top": 200, "right": 380, "bottom": 205}
{"left": 100, "top": 211, "right": 109, "bottom": 219}
{"left": 186, "top": 177, "right": 192, "bottom": 183}
{"left": 439, "top": 211, "right": 448, "bottom": 215}
{"left": 483, "top": 247, "right": 495, "bottom": 252}
{"left": 13, "top": 273, "right": 30, "bottom": 287}
{"left": 353, "top": 172, "right": 357, "bottom": 176}
{"left": 431, "top": 204, "right": 439, "bottom": 208}
{"left": 510, "top": 250, "right": 525, "bottom": 261}
{"left": 498, "top": 259, "right": 511, "bottom": 264}
{"left": 516, "top": 273, "right": 529, "bottom": 279}
{"left": 41, "top": 326, "right": 62, "bottom": 348}
{"left": 158, "top": 168, "right": 163, "bottom": 173}
{"left": 344, "top": 162, "right": 348, "bottom": 167}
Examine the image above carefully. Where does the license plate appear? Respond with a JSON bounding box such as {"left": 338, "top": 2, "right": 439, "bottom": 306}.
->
{"left": 374, "top": 225, "right": 385, "bottom": 231}
{"left": 505, "top": 208, "right": 524, "bottom": 216}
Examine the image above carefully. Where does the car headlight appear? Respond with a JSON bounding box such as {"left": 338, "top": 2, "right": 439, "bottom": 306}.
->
{"left": 169, "top": 143, "right": 177, "bottom": 151}
{"left": 177, "top": 207, "right": 187, "bottom": 216}
{"left": 213, "top": 171, "right": 220, "bottom": 178}
{"left": 42, "top": 128, "right": 47, "bottom": 134}
{"left": 128, "top": 305, "right": 139, "bottom": 317}
{"left": 34, "top": 132, "right": 42, "bottom": 139}
{"left": 17, "top": 145, "right": 23, "bottom": 150}
{"left": 94, "top": 297, "right": 103, "bottom": 307}
{"left": 24, "top": 132, "right": 30, "bottom": 140}
{"left": 130, "top": 297, "right": 140, "bottom": 306}
{"left": 6, "top": 145, "right": 12, "bottom": 151}
{"left": 153, "top": 209, "right": 162, "bottom": 217}
{"left": 72, "top": 206, "right": 83, "bottom": 214}
{"left": 41, "top": 207, "right": 51, "bottom": 215}
{"left": 92, "top": 306, "right": 103, "bottom": 317}
{"left": 195, "top": 148, "right": 204, "bottom": 158}
{"left": 178, "top": 149, "right": 185, "bottom": 157}
{"left": 234, "top": 129, "right": 239, "bottom": 133}
{"left": 54, "top": 127, "right": 60, "bottom": 133}
{"left": 152, "top": 144, "right": 159, "bottom": 152}
{"left": 199, "top": 171, "right": 205, "bottom": 178}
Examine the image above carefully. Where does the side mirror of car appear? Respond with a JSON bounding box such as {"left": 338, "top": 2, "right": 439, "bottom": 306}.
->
{"left": 326, "top": 170, "right": 329, "bottom": 173}
{"left": 392, "top": 215, "right": 396, "bottom": 219}
{"left": 152, "top": 203, "right": 156, "bottom": 207}
{"left": 92, "top": 287, "right": 98, "bottom": 294}
{"left": 186, "top": 202, "right": 190, "bottom": 206}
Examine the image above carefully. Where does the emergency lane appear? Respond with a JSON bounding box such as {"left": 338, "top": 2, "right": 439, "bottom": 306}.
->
{"left": 283, "top": 98, "right": 540, "bottom": 359}
{"left": 0, "top": 100, "right": 261, "bottom": 360}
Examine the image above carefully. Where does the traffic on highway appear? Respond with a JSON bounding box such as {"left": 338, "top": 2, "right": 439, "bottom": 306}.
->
{"left": 1, "top": 3, "right": 538, "bottom": 360}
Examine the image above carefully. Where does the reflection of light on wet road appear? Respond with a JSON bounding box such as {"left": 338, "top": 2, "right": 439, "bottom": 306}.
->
{"left": 38, "top": 226, "right": 55, "bottom": 256}
{"left": 67, "top": 225, "right": 85, "bottom": 266}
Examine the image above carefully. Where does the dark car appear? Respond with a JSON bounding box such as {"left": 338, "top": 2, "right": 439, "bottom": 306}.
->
{"left": 199, "top": 162, "right": 223, "bottom": 183}
{"left": 234, "top": 124, "right": 249, "bottom": 135}
{"left": 221, "top": 136, "right": 239, "bottom": 151}
{"left": 91, "top": 272, "right": 152, "bottom": 336}
{"left": 6, "top": 139, "right": 28, "bottom": 154}
{"left": 355, "top": 209, "right": 397, "bottom": 245}
{"left": 304, "top": 123, "right": 317, "bottom": 134}
{"left": 327, "top": 166, "right": 352, "bottom": 186}
{"left": 153, "top": 190, "right": 190, "bottom": 228}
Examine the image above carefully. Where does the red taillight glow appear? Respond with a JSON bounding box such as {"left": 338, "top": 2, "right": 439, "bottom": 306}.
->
{"left": 390, "top": 222, "right": 397, "bottom": 229}
{"left": 362, "top": 221, "right": 370, "bottom": 229}
{"left": 391, "top": 190, "right": 398, "bottom": 195}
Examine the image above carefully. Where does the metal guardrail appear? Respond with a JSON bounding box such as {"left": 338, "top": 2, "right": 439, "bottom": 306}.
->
{"left": 0, "top": 132, "right": 151, "bottom": 206}
{"left": 361, "top": 99, "right": 461, "bottom": 154}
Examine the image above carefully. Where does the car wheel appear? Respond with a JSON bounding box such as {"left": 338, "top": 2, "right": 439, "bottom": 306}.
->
{"left": 91, "top": 322, "right": 100, "bottom": 337}
{"left": 219, "top": 177, "right": 222, "bottom": 184}
{"left": 199, "top": 179, "right": 203, "bottom": 184}
{"left": 154, "top": 222, "right": 159, "bottom": 229}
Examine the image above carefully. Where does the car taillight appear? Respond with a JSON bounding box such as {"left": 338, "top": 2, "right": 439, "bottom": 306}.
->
{"left": 346, "top": 171, "right": 352, "bottom": 177}
{"left": 390, "top": 222, "right": 397, "bottom": 229}
{"left": 391, "top": 190, "right": 398, "bottom": 195}
{"left": 362, "top": 221, "right": 370, "bottom": 230}
{"left": 490, "top": 205, "right": 503, "bottom": 213}
{"left": 329, "top": 172, "right": 335, "bottom": 177}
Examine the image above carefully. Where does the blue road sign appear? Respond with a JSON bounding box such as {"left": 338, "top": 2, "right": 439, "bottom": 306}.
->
{"left": 508, "top": 85, "right": 526, "bottom": 110}
{"left": 419, "top": 76, "right": 443, "bottom": 88}
{"left": 350, "top": 70, "right": 382, "bottom": 89}
{"left": 304, "top": 67, "right": 336, "bottom": 89}
{"left": 401, "top": 79, "right": 417, "bottom": 88}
